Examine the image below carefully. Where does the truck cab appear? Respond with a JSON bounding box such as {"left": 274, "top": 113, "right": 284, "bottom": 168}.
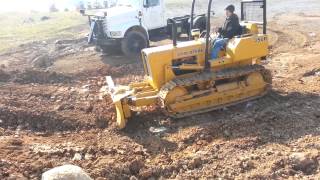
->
{"left": 81, "top": 0, "right": 206, "bottom": 57}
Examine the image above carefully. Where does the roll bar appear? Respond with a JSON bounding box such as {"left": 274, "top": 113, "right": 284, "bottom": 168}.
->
{"left": 241, "top": 0, "right": 267, "bottom": 34}
{"left": 189, "top": 0, "right": 196, "bottom": 40}
{"left": 204, "top": 0, "right": 213, "bottom": 71}
{"left": 168, "top": 19, "right": 177, "bottom": 47}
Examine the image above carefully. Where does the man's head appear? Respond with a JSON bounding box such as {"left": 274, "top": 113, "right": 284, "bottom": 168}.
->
{"left": 225, "top": 5, "right": 235, "bottom": 17}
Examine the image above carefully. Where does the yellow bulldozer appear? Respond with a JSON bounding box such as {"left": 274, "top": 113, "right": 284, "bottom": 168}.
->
{"left": 105, "top": 0, "right": 272, "bottom": 129}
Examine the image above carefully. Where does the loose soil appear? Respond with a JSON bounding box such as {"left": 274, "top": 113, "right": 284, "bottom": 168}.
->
{"left": 0, "top": 2, "right": 319, "bottom": 180}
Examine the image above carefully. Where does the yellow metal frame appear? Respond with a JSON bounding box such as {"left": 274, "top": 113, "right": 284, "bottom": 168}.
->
{"left": 109, "top": 22, "right": 270, "bottom": 129}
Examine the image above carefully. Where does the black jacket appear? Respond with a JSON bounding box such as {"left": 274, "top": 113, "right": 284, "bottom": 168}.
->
{"left": 219, "top": 14, "right": 241, "bottom": 39}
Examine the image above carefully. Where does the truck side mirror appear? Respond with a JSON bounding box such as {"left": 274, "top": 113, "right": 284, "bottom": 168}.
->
{"left": 143, "top": 0, "right": 149, "bottom": 8}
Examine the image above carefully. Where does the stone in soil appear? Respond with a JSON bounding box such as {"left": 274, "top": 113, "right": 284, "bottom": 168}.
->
{"left": 289, "top": 152, "right": 318, "bottom": 175}
{"left": 42, "top": 164, "right": 92, "bottom": 180}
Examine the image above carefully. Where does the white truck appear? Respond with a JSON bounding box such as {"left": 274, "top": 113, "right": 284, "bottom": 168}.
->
{"left": 80, "top": 0, "right": 206, "bottom": 57}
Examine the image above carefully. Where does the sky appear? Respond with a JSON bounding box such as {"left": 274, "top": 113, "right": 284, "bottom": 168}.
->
{"left": 0, "top": 0, "right": 91, "bottom": 12}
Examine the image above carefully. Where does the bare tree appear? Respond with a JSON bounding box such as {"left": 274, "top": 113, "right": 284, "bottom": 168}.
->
{"left": 49, "top": 4, "right": 59, "bottom": 12}
{"left": 104, "top": 0, "right": 109, "bottom": 8}
{"left": 93, "top": 0, "right": 102, "bottom": 9}
{"left": 76, "top": 1, "right": 85, "bottom": 10}
{"left": 87, "top": 2, "right": 92, "bottom": 10}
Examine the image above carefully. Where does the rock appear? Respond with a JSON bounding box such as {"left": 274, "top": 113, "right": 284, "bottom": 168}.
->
{"left": 246, "top": 102, "right": 253, "bottom": 109}
{"left": 32, "top": 55, "right": 53, "bottom": 68}
{"left": 96, "top": 177, "right": 106, "bottom": 180}
{"left": 285, "top": 103, "right": 291, "bottom": 108}
{"left": 314, "top": 112, "right": 320, "bottom": 118}
{"left": 134, "top": 146, "right": 146, "bottom": 155}
{"left": 129, "top": 159, "right": 144, "bottom": 174}
{"left": 8, "top": 173, "right": 28, "bottom": 180}
{"left": 130, "top": 176, "right": 138, "bottom": 180}
{"left": 0, "top": 127, "right": 4, "bottom": 135}
{"left": 95, "top": 116, "right": 107, "bottom": 129}
{"left": 54, "top": 103, "right": 74, "bottom": 111}
{"left": 222, "top": 107, "right": 228, "bottom": 111}
{"left": 223, "top": 130, "right": 231, "bottom": 137}
{"left": 177, "top": 143, "right": 186, "bottom": 151}
{"left": 84, "top": 153, "right": 93, "bottom": 160}
{"left": 84, "top": 153, "right": 94, "bottom": 160}
{"left": 42, "top": 164, "right": 92, "bottom": 180}
{"left": 84, "top": 103, "right": 93, "bottom": 113}
{"left": 84, "top": 47, "right": 96, "bottom": 52}
{"left": 41, "top": 16, "right": 50, "bottom": 21}
{"left": 139, "top": 169, "right": 153, "bottom": 179}
{"left": 240, "top": 160, "right": 255, "bottom": 171}
{"left": 9, "top": 138, "right": 23, "bottom": 146}
{"left": 117, "top": 149, "right": 126, "bottom": 155}
{"left": 309, "top": 32, "right": 316, "bottom": 37}
{"left": 149, "top": 127, "right": 167, "bottom": 134}
{"left": 266, "top": 151, "right": 274, "bottom": 156}
{"left": 23, "top": 17, "right": 34, "bottom": 24}
{"left": 188, "top": 157, "right": 202, "bottom": 169}
{"left": 55, "top": 39, "right": 76, "bottom": 45}
{"left": 55, "top": 44, "right": 68, "bottom": 50}
{"left": 182, "top": 164, "right": 188, "bottom": 170}
{"left": 289, "top": 152, "right": 318, "bottom": 174}
{"left": 72, "top": 153, "right": 82, "bottom": 161}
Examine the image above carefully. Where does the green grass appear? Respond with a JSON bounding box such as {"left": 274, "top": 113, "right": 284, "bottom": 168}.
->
{"left": 0, "top": 11, "right": 87, "bottom": 52}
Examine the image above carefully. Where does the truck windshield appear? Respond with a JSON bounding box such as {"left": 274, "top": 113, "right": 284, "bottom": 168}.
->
{"left": 117, "top": 0, "right": 139, "bottom": 7}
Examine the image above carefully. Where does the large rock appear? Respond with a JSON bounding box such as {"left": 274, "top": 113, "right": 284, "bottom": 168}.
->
{"left": 42, "top": 165, "right": 92, "bottom": 180}
{"left": 32, "top": 55, "right": 53, "bottom": 68}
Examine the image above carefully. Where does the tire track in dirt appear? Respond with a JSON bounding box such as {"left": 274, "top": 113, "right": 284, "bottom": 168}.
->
{"left": 268, "top": 26, "right": 308, "bottom": 53}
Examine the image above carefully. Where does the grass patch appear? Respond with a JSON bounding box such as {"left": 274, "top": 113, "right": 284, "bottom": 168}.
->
{"left": 0, "top": 11, "right": 87, "bottom": 52}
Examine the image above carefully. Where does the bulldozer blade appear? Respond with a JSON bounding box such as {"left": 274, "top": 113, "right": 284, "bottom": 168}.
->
{"left": 106, "top": 76, "right": 115, "bottom": 93}
{"left": 106, "top": 76, "right": 131, "bottom": 129}
{"left": 114, "top": 100, "right": 127, "bottom": 129}
{"left": 106, "top": 76, "right": 133, "bottom": 102}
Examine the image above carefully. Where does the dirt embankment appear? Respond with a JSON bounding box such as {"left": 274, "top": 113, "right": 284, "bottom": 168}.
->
{"left": 0, "top": 10, "right": 320, "bottom": 180}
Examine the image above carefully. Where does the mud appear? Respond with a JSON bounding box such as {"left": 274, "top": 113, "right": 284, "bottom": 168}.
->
{"left": 0, "top": 1, "right": 320, "bottom": 180}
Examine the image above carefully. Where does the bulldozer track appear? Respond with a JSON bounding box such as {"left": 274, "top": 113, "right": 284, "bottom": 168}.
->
{"left": 158, "top": 64, "right": 272, "bottom": 118}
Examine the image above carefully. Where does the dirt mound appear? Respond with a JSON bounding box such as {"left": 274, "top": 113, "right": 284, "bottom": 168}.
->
{"left": 0, "top": 67, "right": 73, "bottom": 84}
{"left": 13, "top": 69, "right": 72, "bottom": 84}
{"left": 0, "top": 105, "right": 90, "bottom": 132}
{"left": 76, "top": 63, "right": 144, "bottom": 79}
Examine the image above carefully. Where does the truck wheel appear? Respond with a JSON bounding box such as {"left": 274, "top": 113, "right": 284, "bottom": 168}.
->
{"left": 121, "top": 31, "right": 148, "bottom": 57}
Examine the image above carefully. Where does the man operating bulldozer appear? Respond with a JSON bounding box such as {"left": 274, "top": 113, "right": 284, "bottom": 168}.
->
{"left": 211, "top": 4, "right": 241, "bottom": 59}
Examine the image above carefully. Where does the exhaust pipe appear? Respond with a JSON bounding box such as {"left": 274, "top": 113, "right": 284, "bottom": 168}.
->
{"left": 168, "top": 19, "right": 177, "bottom": 47}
